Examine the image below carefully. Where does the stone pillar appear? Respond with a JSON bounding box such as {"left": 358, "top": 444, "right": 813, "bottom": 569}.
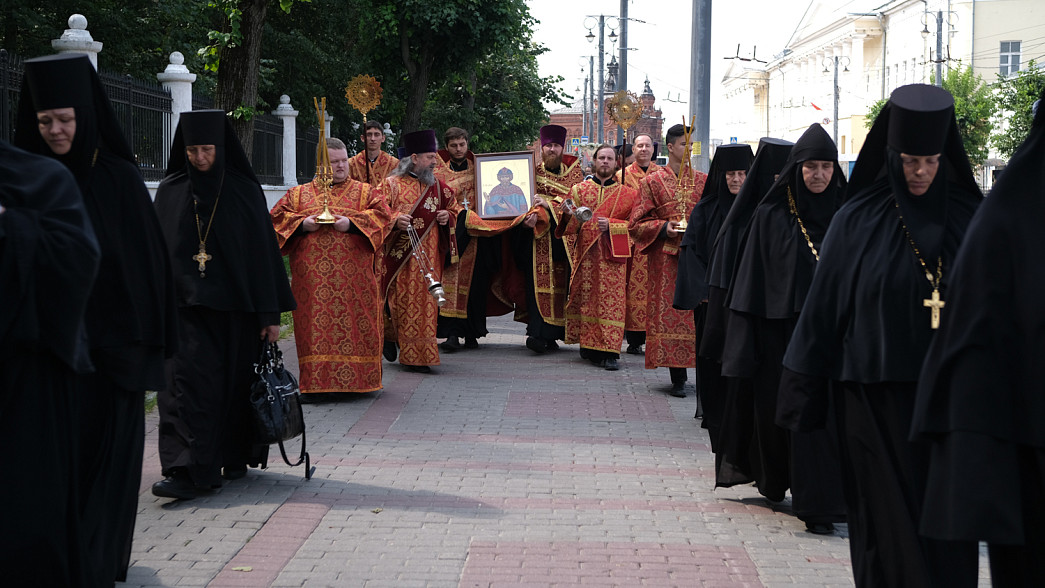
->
{"left": 51, "top": 14, "right": 103, "bottom": 69}
{"left": 156, "top": 52, "right": 196, "bottom": 133}
{"left": 156, "top": 52, "right": 196, "bottom": 172}
{"left": 324, "top": 112, "right": 333, "bottom": 138}
{"left": 273, "top": 95, "right": 298, "bottom": 187}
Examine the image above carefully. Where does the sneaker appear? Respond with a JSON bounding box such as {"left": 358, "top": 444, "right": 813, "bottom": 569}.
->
{"left": 383, "top": 341, "right": 398, "bottom": 362}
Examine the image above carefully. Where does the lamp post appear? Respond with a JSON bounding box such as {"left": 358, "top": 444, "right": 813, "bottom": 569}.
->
{"left": 822, "top": 55, "right": 850, "bottom": 147}
{"left": 585, "top": 15, "right": 619, "bottom": 145}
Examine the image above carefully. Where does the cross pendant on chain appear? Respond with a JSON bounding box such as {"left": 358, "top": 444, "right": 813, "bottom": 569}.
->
{"left": 193, "top": 243, "right": 212, "bottom": 277}
{"left": 923, "top": 287, "right": 945, "bottom": 329}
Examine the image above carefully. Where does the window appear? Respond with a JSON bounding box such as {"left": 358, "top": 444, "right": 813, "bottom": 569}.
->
{"left": 1001, "top": 41, "right": 1021, "bottom": 76}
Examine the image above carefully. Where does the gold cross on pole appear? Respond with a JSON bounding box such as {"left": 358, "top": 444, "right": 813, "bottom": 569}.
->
{"left": 193, "top": 243, "right": 213, "bottom": 277}
{"left": 923, "top": 287, "right": 945, "bottom": 329}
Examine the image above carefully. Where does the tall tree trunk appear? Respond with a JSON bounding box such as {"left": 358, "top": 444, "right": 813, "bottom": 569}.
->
{"left": 400, "top": 25, "right": 434, "bottom": 134}
{"left": 215, "top": 0, "right": 268, "bottom": 159}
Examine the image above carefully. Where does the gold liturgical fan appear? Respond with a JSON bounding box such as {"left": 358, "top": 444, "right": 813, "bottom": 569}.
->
{"left": 605, "top": 90, "right": 644, "bottom": 187}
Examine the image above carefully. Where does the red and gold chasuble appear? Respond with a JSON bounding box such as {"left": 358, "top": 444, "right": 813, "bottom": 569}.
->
{"left": 349, "top": 150, "right": 399, "bottom": 190}
{"left": 523, "top": 154, "right": 584, "bottom": 327}
{"left": 629, "top": 167, "right": 708, "bottom": 369}
{"left": 616, "top": 161, "right": 661, "bottom": 332}
{"left": 435, "top": 151, "right": 482, "bottom": 319}
{"left": 271, "top": 179, "right": 392, "bottom": 393}
{"left": 556, "top": 179, "right": 639, "bottom": 352}
{"left": 378, "top": 175, "right": 463, "bottom": 366}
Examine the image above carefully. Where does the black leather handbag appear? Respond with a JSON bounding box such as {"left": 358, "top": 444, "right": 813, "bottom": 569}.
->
{"left": 250, "top": 341, "right": 313, "bottom": 479}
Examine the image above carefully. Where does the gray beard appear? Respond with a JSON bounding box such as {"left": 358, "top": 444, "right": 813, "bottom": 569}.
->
{"left": 415, "top": 167, "right": 435, "bottom": 185}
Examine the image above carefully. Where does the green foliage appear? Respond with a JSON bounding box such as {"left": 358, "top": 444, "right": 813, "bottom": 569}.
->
{"left": 865, "top": 98, "right": 887, "bottom": 129}
{"left": 936, "top": 66, "right": 995, "bottom": 166}
{"left": 992, "top": 60, "right": 1045, "bottom": 159}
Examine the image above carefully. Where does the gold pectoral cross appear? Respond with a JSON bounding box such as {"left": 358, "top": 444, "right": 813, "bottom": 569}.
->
{"left": 193, "top": 243, "right": 213, "bottom": 277}
{"left": 923, "top": 288, "right": 945, "bottom": 329}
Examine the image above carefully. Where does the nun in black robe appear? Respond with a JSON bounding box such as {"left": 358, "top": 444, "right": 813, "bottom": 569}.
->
{"left": 912, "top": 91, "right": 1045, "bottom": 587}
{"left": 674, "top": 143, "right": 753, "bottom": 434}
{"left": 14, "top": 53, "right": 177, "bottom": 585}
{"left": 0, "top": 140, "right": 99, "bottom": 586}
{"left": 780, "top": 84, "right": 981, "bottom": 587}
{"left": 720, "top": 124, "right": 847, "bottom": 533}
{"left": 701, "top": 138, "right": 792, "bottom": 487}
{"left": 153, "top": 110, "right": 295, "bottom": 499}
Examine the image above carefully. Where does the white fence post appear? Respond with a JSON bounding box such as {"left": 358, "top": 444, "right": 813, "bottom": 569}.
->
{"left": 51, "top": 14, "right": 103, "bottom": 69}
{"left": 273, "top": 95, "right": 298, "bottom": 187}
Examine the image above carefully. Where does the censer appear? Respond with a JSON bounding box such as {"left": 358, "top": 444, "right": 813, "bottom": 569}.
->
{"left": 405, "top": 223, "right": 447, "bottom": 307}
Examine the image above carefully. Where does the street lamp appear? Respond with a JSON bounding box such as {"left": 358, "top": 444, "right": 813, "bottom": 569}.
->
{"left": 584, "top": 14, "right": 620, "bottom": 144}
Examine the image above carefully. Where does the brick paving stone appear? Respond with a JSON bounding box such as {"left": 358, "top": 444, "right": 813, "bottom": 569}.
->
{"left": 116, "top": 317, "right": 994, "bottom": 587}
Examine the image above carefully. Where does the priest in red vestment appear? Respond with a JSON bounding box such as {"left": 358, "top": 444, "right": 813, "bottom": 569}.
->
{"left": 556, "top": 144, "right": 639, "bottom": 371}
{"left": 271, "top": 138, "right": 392, "bottom": 396}
{"left": 617, "top": 134, "right": 661, "bottom": 356}
{"left": 379, "top": 129, "right": 464, "bottom": 372}
{"left": 349, "top": 120, "right": 399, "bottom": 189}
{"left": 514, "top": 124, "right": 584, "bottom": 354}
{"left": 630, "top": 124, "right": 708, "bottom": 397}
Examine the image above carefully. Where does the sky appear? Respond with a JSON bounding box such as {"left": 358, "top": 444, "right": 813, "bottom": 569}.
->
{"left": 527, "top": 0, "right": 806, "bottom": 139}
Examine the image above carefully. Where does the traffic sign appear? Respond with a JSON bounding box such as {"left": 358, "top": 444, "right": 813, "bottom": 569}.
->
{"left": 571, "top": 138, "right": 580, "bottom": 146}
{"left": 730, "top": 137, "right": 737, "bottom": 144}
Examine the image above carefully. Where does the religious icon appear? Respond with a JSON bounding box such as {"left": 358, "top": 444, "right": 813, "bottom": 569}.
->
{"left": 474, "top": 151, "right": 536, "bottom": 220}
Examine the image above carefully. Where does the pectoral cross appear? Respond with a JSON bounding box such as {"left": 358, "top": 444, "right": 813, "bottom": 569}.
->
{"left": 193, "top": 243, "right": 212, "bottom": 278}
{"left": 923, "top": 288, "right": 945, "bottom": 329}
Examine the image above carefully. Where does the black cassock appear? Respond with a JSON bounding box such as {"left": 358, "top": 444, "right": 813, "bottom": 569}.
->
{"left": 155, "top": 111, "right": 295, "bottom": 488}
{"left": 781, "top": 86, "right": 981, "bottom": 587}
{"left": 675, "top": 143, "right": 752, "bottom": 436}
{"left": 0, "top": 141, "right": 99, "bottom": 586}
{"left": 914, "top": 91, "right": 1045, "bottom": 587}
{"left": 700, "top": 138, "right": 791, "bottom": 486}
{"left": 14, "top": 53, "right": 177, "bottom": 584}
{"left": 721, "top": 124, "right": 846, "bottom": 524}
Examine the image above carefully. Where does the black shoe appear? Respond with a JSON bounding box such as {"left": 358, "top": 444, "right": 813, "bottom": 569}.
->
{"left": 299, "top": 392, "right": 323, "bottom": 404}
{"left": 669, "top": 382, "right": 687, "bottom": 398}
{"left": 383, "top": 341, "right": 398, "bottom": 362}
{"left": 439, "top": 337, "right": 462, "bottom": 352}
{"left": 463, "top": 337, "right": 479, "bottom": 349}
{"left": 222, "top": 465, "right": 247, "bottom": 481}
{"left": 526, "top": 337, "right": 547, "bottom": 354}
{"left": 405, "top": 364, "right": 432, "bottom": 374}
{"left": 580, "top": 348, "right": 592, "bottom": 360}
{"left": 626, "top": 344, "right": 644, "bottom": 355}
{"left": 152, "top": 472, "right": 197, "bottom": 500}
{"left": 603, "top": 358, "right": 620, "bottom": 371}
{"left": 805, "top": 522, "right": 836, "bottom": 535}
{"left": 545, "top": 339, "right": 559, "bottom": 351}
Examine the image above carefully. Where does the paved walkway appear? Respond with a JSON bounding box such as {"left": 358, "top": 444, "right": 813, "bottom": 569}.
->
{"left": 121, "top": 314, "right": 990, "bottom": 587}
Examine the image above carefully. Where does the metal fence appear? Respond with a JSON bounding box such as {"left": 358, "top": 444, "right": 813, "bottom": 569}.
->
{"left": 1, "top": 49, "right": 319, "bottom": 186}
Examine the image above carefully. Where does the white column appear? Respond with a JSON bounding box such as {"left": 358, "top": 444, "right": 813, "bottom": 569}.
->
{"left": 156, "top": 52, "right": 196, "bottom": 133}
{"left": 156, "top": 52, "right": 196, "bottom": 171}
{"left": 51, "top": 14, "right": 102, "bottom": 69}
{"left": 324, "top": 112, "right": 333, "bottom": 138}
{"left": 273, "top": 95, "right": 298, "bottom": 187}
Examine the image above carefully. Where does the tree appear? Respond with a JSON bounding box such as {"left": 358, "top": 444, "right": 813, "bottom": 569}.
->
{"left": 201, "top": 0, "right": 307, "bottom": 158}
{"left": 938, "top": 66, "right": 995, "bottom": 166}
{"left": 864, "top": 66, "right": 995, "bottom": 168}
{"left": 992, "top": 59, "right": 1045, "bottom": 159}
{"left": 359, "top": 0, "right": 542, "bottom": 134}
